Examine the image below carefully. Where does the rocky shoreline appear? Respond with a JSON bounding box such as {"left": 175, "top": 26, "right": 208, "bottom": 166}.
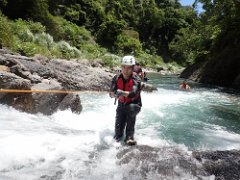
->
{"left": 0, "top": 49, "right": 157, "bottom": 115}
{"left": 180, "top": 45, "right": 240, "bottom": 90}
{"left": 0, "top": 49, "right": 114, "bottom": 115}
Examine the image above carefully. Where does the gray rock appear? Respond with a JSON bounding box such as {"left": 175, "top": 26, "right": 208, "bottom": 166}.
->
{"left": 156, "top": 66, "right": 165, "bottom": 72}
{"left": 91, "top": 59, "right": 103, "bottom": 68}
{"left": 48, "top": 59, "right": 113, "bottom": 91}
{"left": 58, "top": 94, "right": 82, "bottom": 114}
{"left": 116, "top": 145, "right": 208, "bottom": 179}
{"left": 0, "top": 49, "right": 114, "bottom": 115}
{"left": 116, "top": 145, "right": 240, "bottom": 179}
{"left": 193, "top": 150, "right": 240, "bottom": 180}
{"left": 30, "top": 79, "right": 82, "bottom": 115}
{"left": 0, "top": 71, "right": 33, "bottom": 113}
{"left": 141, "top": 82, "right": 158, "bottom": 92}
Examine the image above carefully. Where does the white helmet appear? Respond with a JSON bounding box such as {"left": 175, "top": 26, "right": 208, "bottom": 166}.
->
{"left": 121, "top": 56, "right": 135, "bottom": 66}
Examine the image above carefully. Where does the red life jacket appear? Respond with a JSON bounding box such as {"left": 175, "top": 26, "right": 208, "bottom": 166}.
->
{"left": 182, "top": 83, "right": 187, "bottom": 89}
{"left": 117, "top": 76, "right": 140, "bottom": 104}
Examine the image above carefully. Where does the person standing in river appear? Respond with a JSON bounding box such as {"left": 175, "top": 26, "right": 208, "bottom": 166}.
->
{"left": 109, "top": 55, "right": 142, "bottom": 145}
{"left": 179, "top": 80, "right": 191, "bottom": 91}
{"left": 133, "top": 62, "right": 144, "bottom": 81}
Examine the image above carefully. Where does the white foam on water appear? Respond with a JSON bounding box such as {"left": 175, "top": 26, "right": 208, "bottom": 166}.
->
{"left": 199, "top": 123, "right": 240, "bottom": 150}
{"left": 0, "top": 86, "right": 239, "bottom": 179}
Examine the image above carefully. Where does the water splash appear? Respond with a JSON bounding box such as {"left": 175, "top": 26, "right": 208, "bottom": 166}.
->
{"left": 0, "top": 75, "right": 240, "bottom": 179}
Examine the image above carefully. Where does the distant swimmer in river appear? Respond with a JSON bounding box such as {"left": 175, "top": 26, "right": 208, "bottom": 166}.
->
{"left": 179, "top": 80, "right": 191, "bottom": 91}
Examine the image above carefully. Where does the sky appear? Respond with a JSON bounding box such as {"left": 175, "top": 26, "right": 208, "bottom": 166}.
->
{"left": 179, "top": 0, "right": 195, "bottom": 6}
{"left": 179, "top": 0, "right": 204, "bottom": 13}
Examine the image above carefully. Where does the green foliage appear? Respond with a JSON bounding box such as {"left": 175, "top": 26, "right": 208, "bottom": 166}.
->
{"left": 170, "top": 0, "right": 240, "bottom": 65}
{"left": 26, "top": 0, "right": 49, "bottom": 22}
{"left": 11, "top": 19, "right": 45, "bottom": 37}
{"left": 101, "top": 54, "right": 119, "bottom": 68}
{"left": 14, "top": 41, "right": 49, "bottom": 57}
{"left": 137, "top": 51, "right": 164, "bottom": 68}
{"left": 0, "top": 0, "right": 7, "bottom": 9}
{"left": 115, "top": 33, "right": 142, "bottom": 55}
{"left": 34, "top": 32, "right": 54, "bottom": 50}
{"left": 46, "top": 16, "right": 92, "bottom": 48}
{"left": 79, "top": 43, "right": 106, "bottom": 59}
{"left": 1, "top": 0, "right": 50, "bottom": 22}
{"left": 56, "top": 41, "right": 81, "bottom": 59}
{"left": 0, "top": 12, "right": 15, "bottom": 48}
{"left": 1, "top": 0, "right": 239, "bottom": 68}
{"left": 97, "top": 18, "right": 127, "bottom": 48}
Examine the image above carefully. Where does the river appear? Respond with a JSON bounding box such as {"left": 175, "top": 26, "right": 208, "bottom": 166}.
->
{"left": 0, "top": 74, "right": 240, "bottom": 180}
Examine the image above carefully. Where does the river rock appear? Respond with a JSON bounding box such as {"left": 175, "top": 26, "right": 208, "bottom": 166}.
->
{"left": 116, "top": 145, "right": 240, "bottom": 179}
{"left": 58, "top": 94, "right": 82, "bottom": 114}
{"left": 116, "top": 145, "right": 208, "bottom": 179}
{"left": 156, "top": 66, "right": 165, "bottom": 72}
{"left": 48, "top": 59, "right": 113, "bottom": 91}
{"left": 0, "top": 49, "right": 116, "bottom": 115}
{"left": 193, "top": 150, "right": 240, "bottom": 180}
{"left": 0, "top": 71, "right": 33, "bottom": 113}
{"left": 31, "top": 80, "right": 68, "bottom": 115}
{"left": 141, "top": 82, "right": 158, "bottom": 92}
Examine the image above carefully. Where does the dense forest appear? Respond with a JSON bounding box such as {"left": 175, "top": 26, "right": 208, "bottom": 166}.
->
{"left": 0, "top": 0, "right": 239, "bottom": 70}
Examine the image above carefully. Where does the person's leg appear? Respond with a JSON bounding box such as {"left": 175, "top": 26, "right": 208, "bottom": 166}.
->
{"left": 125, "top": 104, "right": 141, "bottom": 143}
{"left": 114, "top": 106, "right": 127, "bottom": 142}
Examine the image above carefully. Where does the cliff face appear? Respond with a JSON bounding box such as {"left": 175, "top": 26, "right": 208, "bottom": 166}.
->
{"left": 180, "top": 30, "right": 240, "bottom": 89}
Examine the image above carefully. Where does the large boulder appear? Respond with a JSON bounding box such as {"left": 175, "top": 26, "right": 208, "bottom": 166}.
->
{"left": 0, "top": 50, "right": 84, "bottom": 115}
{"left": 0, "top": 71, "right": 33, "bottom": 113}
{"left": 0, "top": 71, "right": 82, "bottom": 115}
{"left": 116, "top": 145, "right": 207, "bottom": 179}
{"left": 0, "top": 49, "right": 116, "bottom": 115}
{"left": 31, "top": 79, "right": 67, "bottom": 115}
{"left": 116, "top": 145, "right": 240, "bottom": 179}
{"left": 58, "top": 94, "right": 82, "bottom": 114}
{"left": 48, "top": 59, "right": 113, "bottom": 91}
{"left": 193, "top": 150, "right": 240, "bottom": 179}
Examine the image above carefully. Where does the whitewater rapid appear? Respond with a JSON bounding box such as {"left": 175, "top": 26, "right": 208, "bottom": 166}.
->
{"left": 0, "top": 75, "right": 240, "bottom": 180}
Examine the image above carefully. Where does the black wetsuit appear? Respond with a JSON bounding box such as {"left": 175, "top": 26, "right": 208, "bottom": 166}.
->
{"left": 110, "top": 74, "right": 142, "bottom": 141}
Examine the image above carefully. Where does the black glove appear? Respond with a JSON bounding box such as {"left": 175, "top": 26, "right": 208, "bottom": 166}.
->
{"left": 116, "top": 89, "right": 125, "bottom": 97}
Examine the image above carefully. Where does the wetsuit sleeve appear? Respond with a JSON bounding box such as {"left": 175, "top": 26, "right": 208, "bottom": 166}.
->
{"left": 110, "top": 74, "right": 118, "bottom": 93}
{"left": 128, "top": 75, "right": 141, "bottom": 98}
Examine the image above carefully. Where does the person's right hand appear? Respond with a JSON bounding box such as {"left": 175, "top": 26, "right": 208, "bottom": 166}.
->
{"left": 116, "top": 89, "right": 125, "bottom": 97}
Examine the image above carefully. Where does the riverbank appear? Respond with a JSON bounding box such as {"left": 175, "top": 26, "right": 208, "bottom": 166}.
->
{"left": 180, "top": 32, "right": 240, "bottom": 90}
{"left": 0, "top": 48, "right": 114, "bottom": 115}
{"left": 0, "top": 49, "right": 159, "bottom": 115}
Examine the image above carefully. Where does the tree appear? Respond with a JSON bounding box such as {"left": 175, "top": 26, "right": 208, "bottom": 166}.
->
{"left": 97, "top": 18, "right": 126, "bottom": 49}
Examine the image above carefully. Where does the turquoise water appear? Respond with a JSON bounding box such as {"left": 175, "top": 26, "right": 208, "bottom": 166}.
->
{"left": 140, "top": 74, "right": 240, "bottom": 150}
{"left": 0, "top": 74, "right": 240, "bottom": 179}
